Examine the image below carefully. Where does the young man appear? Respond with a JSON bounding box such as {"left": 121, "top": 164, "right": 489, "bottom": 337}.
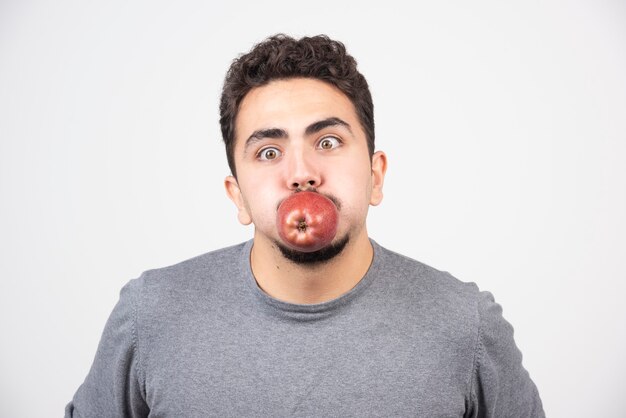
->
{"left": 66, "top": 34, "right": 544, "bottom": 417}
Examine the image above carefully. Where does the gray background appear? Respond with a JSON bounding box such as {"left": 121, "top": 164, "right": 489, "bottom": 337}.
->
{"left": 1, "top": 0, "right": 625, "bottom": 416}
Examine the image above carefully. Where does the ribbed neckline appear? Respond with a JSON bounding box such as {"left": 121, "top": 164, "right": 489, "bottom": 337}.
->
{"left": 239, "top": 238, "right": 382, "bottom": 318}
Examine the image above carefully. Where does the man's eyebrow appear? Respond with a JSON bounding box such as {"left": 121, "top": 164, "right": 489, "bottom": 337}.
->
{"left": 243, "top": 117, "right": 353, "bottom": 155}
{"left": 305, "top": 117, "right": 353, "bottom": 136}
{"left": 244, "top": 128, "right": 288, "bottom": 154}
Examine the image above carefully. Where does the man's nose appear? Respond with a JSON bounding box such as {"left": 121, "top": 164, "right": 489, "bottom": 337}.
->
{"left": 286, "top": 150, "right": 321, "bottom": 191}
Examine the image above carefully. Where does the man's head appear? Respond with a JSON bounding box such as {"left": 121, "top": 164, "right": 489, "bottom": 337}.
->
{"left": 220, "top": 34, "right": 375, "bottom": 179}
{"left": 221, "top": 34, "right": 386, "bottom": 266}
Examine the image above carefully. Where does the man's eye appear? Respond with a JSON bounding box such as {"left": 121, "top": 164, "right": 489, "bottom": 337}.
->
{"left": 258, "top": 147, "right": 282, "bottom": 161}
{"left": 318, "top": 136, "right": 341, "bottom": 150}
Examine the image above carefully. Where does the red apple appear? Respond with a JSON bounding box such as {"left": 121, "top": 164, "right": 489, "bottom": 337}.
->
{"left": 276, "top": 191, "right": 338, "bottom": 252}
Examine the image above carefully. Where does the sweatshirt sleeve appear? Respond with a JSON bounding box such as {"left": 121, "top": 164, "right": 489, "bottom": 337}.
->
{"left": 65, "top": 278, "right": 149, "bottom": 418}
{"left": 466, "top": 290, "right": 545, "bottom": 418}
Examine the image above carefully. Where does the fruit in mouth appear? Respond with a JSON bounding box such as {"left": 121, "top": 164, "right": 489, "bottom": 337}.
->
{"left": 276, "top": 191, "right": 338, "bottom": 252}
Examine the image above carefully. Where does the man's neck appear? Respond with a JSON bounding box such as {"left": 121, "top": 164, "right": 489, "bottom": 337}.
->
{"left": 249, "top": 229, "right": 374, "bottom": 305}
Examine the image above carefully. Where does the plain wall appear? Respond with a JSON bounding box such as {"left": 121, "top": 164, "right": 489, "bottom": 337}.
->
{"left": 1, "top": 0, "right": 625, "bottom": 416}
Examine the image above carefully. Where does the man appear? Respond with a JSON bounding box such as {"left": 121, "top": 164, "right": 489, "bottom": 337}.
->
{"left": 66, "top": 34, "right": 544, "bottom": 417}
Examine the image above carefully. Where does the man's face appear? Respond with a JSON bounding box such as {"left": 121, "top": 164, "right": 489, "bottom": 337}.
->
{"left": 225, "top": 77, "right": 386, "bottom": 261}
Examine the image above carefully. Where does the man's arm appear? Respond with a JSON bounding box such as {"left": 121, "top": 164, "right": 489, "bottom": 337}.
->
{"left": 466, "top": 290, "right": 545, "bottom": 417}
{"left": 65, "top": 279, "right": 149, "bottom": 417}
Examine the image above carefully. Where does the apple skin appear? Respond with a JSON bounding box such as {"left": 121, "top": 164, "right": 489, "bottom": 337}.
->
{"left": 276, "top": 191, "right": 338, "bottom": 252}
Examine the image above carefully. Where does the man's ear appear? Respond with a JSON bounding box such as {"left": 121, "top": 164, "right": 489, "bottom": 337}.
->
{"left": 369, "top": 151, "right": 387, "bottom": 206}
{"left": 224, "top": 175, "right": 252, "bottom": 225}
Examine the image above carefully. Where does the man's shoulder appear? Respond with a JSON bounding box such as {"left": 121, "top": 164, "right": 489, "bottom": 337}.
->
{"left": 129, "top": 241, "right": 249, "bottom": 296}
{"left": 372, "top": 240, "right": 481, "bottom": 312}
{"left": 374, "top": 240, "right": 478, "bottom": 292}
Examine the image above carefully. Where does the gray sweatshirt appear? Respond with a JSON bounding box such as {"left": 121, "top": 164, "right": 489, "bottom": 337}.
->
{"left": 66, "top": 239, "right": 544, "bottom": 417}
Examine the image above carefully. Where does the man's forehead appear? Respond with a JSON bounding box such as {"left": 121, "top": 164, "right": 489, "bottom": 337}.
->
{"left": 239, "top": 78, "right": 352, "bottom": 114}
{"left": 234, "top": 78, "right": 361, "bottom": 148}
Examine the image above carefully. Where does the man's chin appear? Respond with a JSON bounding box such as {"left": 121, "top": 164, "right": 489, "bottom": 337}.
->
{"left": 274, "top": 235, "right": 350, "bottom": 265}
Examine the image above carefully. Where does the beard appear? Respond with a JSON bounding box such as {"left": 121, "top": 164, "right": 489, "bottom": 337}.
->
{"left": 274, "top": 234, "right": 350, "bottom": 265}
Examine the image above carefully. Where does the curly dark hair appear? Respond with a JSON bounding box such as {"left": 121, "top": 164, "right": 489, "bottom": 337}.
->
{"left": 219, "top": 34, "right": 375, "bottom": 178}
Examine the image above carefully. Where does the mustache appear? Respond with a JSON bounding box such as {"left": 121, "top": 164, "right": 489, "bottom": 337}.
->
{"left": 275, "top": 188, "right": 342, "bottom": 211}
